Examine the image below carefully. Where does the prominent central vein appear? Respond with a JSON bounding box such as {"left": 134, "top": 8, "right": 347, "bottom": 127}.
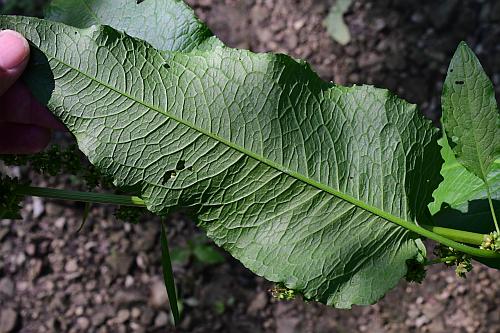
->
{"left": 41, "top": 29, "right": 500, "bottom": 258}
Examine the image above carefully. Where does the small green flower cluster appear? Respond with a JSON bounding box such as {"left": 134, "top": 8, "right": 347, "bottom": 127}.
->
{"left": 0, "top": 175, "right": 26, "bottom": 219}
{"left": 114, "top": 206, "right": 144, "bottom": 224}
{"left": 1, "top": 145, "right": 146, "bottom": 224}
{"left": 0, "top": 144, "right": 113, "bottom": 189}
{"left": 270, "top": 284, "right": 297, "bottom": 301}
{"left": 434, "top": 245, "right": 472, "bottom": 278}
{"left": 480, "top": 231, "right": 500, "bottom": 252}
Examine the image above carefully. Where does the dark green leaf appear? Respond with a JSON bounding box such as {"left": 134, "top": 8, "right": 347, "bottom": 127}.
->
{"left": 441, "top": 42, "right": 500, "bottom": 182}
{"left": 429, "top": 135, "right": 500, "bottom": 233}
{"left": 192, "top": 244, "right": 225, "bottom": 265}
{"left": 45, "top": 0, "right": 214, "bottom": 52}
{"left": 169, "top": 247, "right": 191, "bottom": 263}
{"left": 0, "top": 14, "right": 442, "bottom": 308}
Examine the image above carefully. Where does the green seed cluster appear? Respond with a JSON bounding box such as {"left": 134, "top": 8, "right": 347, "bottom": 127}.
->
{"left": 0, "top": 145, "right": 113, "bottom": 189}
{"left": 435, "top": 245, "right": 473, "bottom": 278}
{"left": 480, "top": 231, "right": 500, "bottom": 252}
{"left": 455, "top": 260, "right": 473, "bottom": 279}
{"left": 114, "top": 206, "right": 145, "bottom": 224}
{"left": 0, "top": 175, "right": 25, "bottom": 219}
{"left": 270, "top": 284, "right": 297, "bottom": 301}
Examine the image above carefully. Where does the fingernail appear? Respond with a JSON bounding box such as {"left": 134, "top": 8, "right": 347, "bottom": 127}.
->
{"left": 0, "top": 30, "right": 29, "bottom": 71}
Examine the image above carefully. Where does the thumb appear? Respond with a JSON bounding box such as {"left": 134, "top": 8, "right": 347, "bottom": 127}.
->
{"left": 0, "top": 30, "right": 30, "bottom": 96}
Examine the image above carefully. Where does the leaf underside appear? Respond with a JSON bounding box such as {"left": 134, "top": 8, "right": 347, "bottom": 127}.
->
{"left": 0, "top": 1, "right": 442, "bottom": 308}
{"left": 45, "top": 0, "right": 214, "bottom": 52}
{"left": 441, "top": 42, "right": 500, "bottom": 182}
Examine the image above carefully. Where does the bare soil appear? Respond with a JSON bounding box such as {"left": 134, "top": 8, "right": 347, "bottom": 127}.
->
{"left": 1, "top": 1, "right": 500, "bottom": 332}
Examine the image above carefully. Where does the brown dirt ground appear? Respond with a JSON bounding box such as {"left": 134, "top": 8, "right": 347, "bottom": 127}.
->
{"left": 1, "top": 0, "right": 500, "bottom": 332}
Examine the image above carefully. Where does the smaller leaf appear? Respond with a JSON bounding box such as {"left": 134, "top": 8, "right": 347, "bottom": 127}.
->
{"left": 76, "top": 202, "right": 91, "bottom": 232}
{"left": 429, "top": 133, "right": 500, "bottom": 269}
{"left": 192, "top": 244, "right": 225, "bottom": 265}
{"left": 323, "top": 0, "right": 352, "bottom": 45}
{"left": 169, "top": 248, "right": 191, "bottom": 264}
{"left": 160, "top": 222, "right": 180, "bottom": 325}
{"left": 429, "top": 135, "right": 500, "bottom": 233}
{"left": 45, "top": 0, "right": 213, "bottom": 52}
{"left": 441, "top": 42, "right": 500, "bottom": 182}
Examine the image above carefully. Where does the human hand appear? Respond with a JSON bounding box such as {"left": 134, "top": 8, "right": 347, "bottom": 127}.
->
{"left": 0, "top": 30, "right": 64, "bottom": 154}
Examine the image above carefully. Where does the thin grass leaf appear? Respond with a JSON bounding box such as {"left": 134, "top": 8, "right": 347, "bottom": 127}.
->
{"left": 160, "top": 221, "right": 180, "bottom": 325}
{"left": 76, "top": 202, "right": 91, "bottom": 233}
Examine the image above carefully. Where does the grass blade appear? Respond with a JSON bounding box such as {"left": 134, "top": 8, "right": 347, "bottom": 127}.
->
{"left": 76, "top": 202, "right": 91, "bottom": 232}
{"left": 160, "top": 221, "right": 180, "bottom": 325}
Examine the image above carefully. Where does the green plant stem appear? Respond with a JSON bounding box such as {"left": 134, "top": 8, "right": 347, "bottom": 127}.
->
{"left": 420, "top": 225, "right": 484, "bottom": 245}
{"left": 425, "top": 256, "right": 458, "bottom": 266}
{"left": 485, "top": 183, "right": 499, "bottom": 234}
{"left": 14, "top": 185, "right": 146, "bottom": 207}
{"left": 13, "top": 185, "right": 500, "bottom": 259}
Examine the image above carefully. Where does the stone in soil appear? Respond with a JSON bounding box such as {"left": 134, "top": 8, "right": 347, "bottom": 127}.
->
{"left": 0, "top": 308, "right": 18, "bottom": 333}
{"left": 247, "top": 291, "right": 268, "bottom": 315}
{"left": 0, "top": 277, "right": 15, "bottom": 298}
{"left": 149, "top": 280, "right": 169, "bottom": 309}
{"left": 76, "top": 317, "right": 90, "bottom": 330}
{"left": 154, "top": 311, "right": 169, "bottom": 328}
{"left": 106, "top": 253, "right": 134, "bottom": 276}
{"left": 139, "top": 308, "right": 155, "bottom": 326}
{"left": 113, "top": 290, "right": 147, "bottom": 306}
{"left": 64, "top": 259, "right": 79, "bottom": 273}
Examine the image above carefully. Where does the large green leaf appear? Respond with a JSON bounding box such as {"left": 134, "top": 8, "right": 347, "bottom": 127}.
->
{"left": 45, "top": 0, "right": 214, "bottom": 52}
{"left": 441, "top": 42, "right": 500, "bottom": 182}
{"left": 429, "top": 135, "right": 500, "bottom": 233}
{"left": 0, "top": 15, "right": 443, "bottom": 307}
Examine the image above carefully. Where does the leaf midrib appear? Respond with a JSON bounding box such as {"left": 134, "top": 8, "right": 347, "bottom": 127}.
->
{"left": 33, "top": 27, "right": 500, "bottom": 259}
{"left": 453, "top": 45, "right": 498, "bottom": 230}
{"left": 48, "top": 49, "right": 415, "bottom": 228}
{"left": 456, "top": 45, "right": 493, "bottom": 182}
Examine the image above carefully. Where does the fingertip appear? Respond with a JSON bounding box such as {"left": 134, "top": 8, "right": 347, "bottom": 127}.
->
{"left": 0, "top": 30, "right": 29, "bottom": 71}
{"left": 0, "top": 30, "right": 30, "bottom": 95}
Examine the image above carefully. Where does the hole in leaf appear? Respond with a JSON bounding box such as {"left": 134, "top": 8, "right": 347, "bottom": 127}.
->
{"left": 450, "top": 68, "right": 454, "bottom": 72}
{"left": 137, "top": 0, "right": 145, "bottom": 4}
{"left": 455, "top": 80, "right": 464, "bottom": 85}
{"left": 162, "top": 170, "right": 176, "bottom": 184}
{"left": 163, "top": 63, "right": 170, "bottom": 69}
{"left": 176, "top": 160, "right": 185, "bottom": 171}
